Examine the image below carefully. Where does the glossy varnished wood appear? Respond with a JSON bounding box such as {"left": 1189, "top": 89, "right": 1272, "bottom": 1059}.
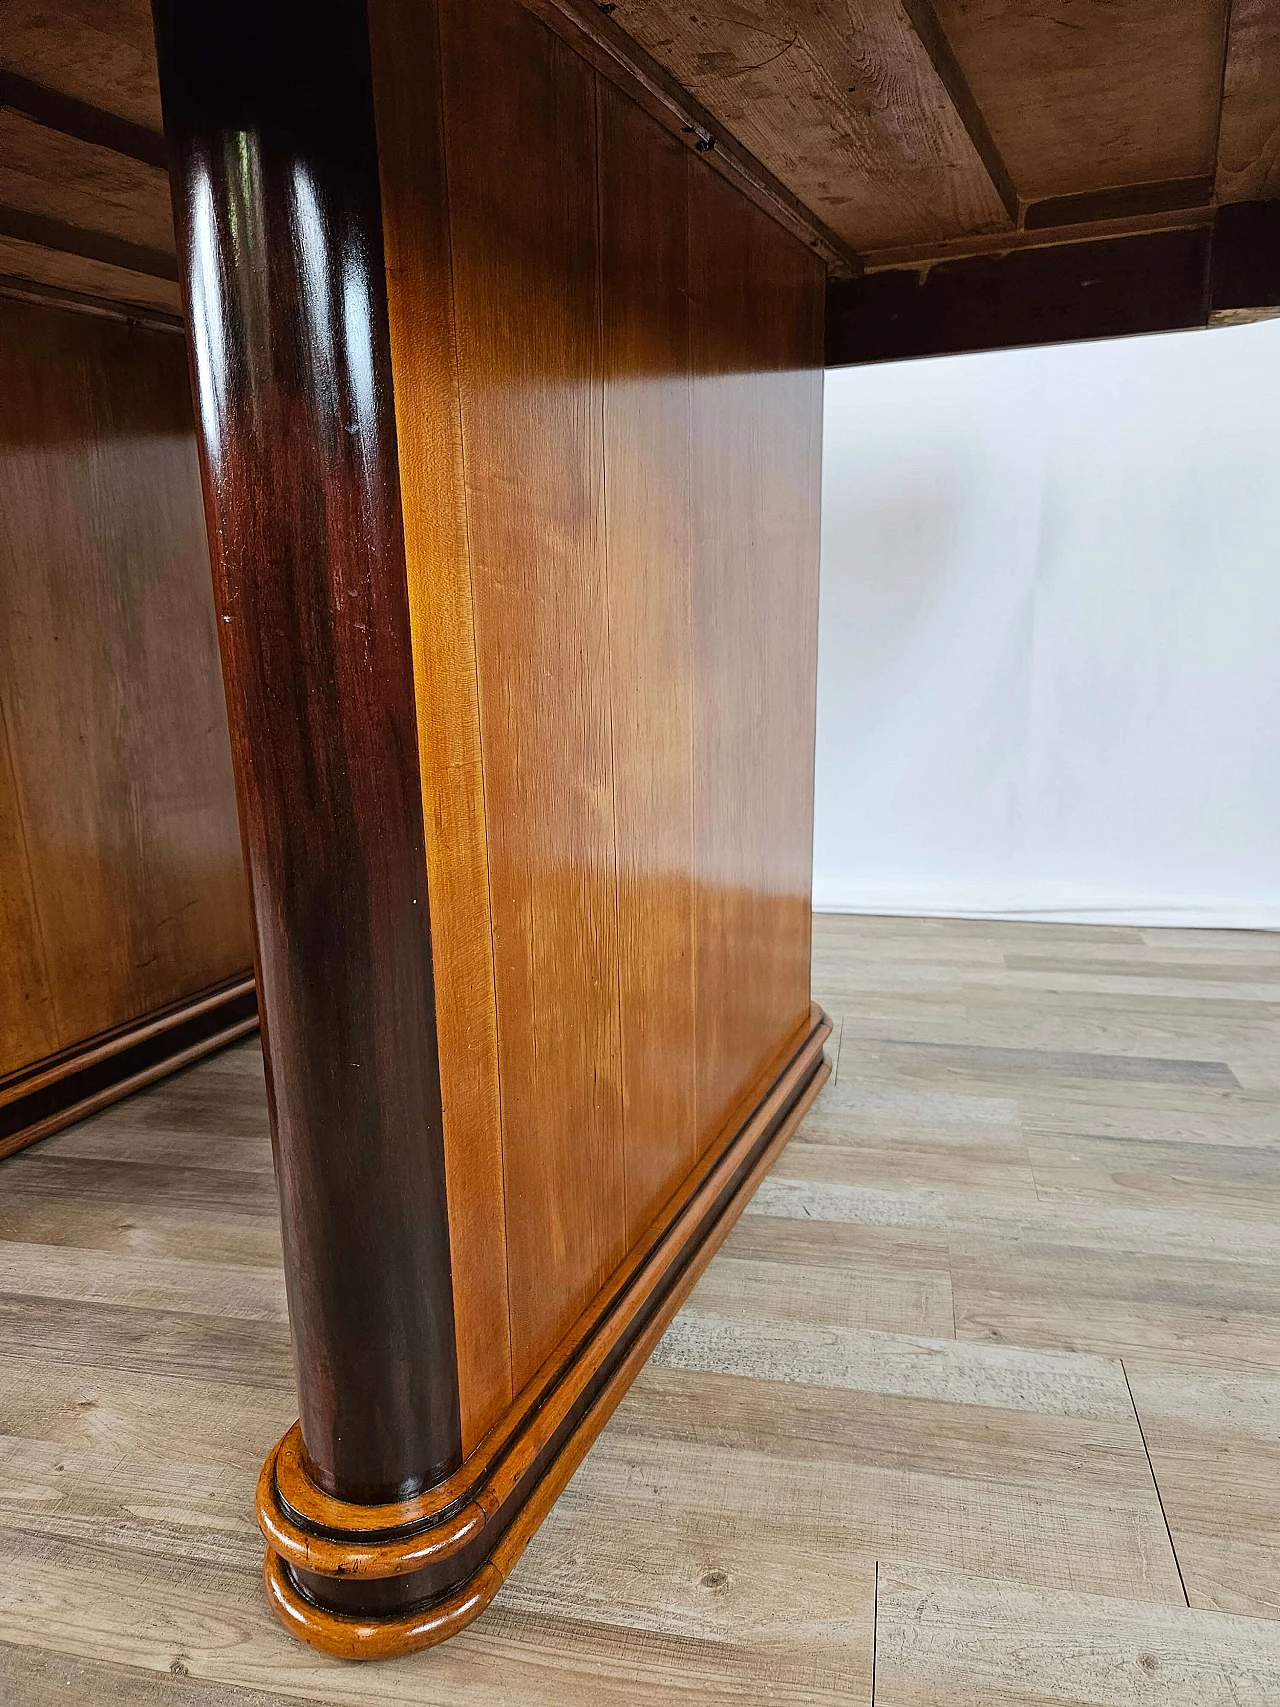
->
{"left": 367, "top": 0, "right": 513, "bottom": 1458}
{"left": 153, "top": 0, "right": 826, "bottom": 1653}
{"left": 0, "top": 696, "right": 57, "bottom": 1075}
{"left": 369, "top": 0, "right": 828, "bottom": 1438}
{"left": 436, "top": 0, "right": 627, "bottom": 1401}
{"left": 256, "top": 1012, "right": 831, "bottom": 1654}
{"left": 689, "top": 164, "right": 825, "bottom": 1155}
{"left": 153, "top": 0, "right": 460, "bottom": 1504}
{"left": 597, "top": 85, "right": 699, "bottom": 1237}
{"left": 0, "top": 296, "right": 251, "bottom": 1082}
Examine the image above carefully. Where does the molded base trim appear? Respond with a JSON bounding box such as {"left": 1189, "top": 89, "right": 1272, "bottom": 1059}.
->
{"left": 0, "top": 974, "right": 259, "bottom": 1161}
{"left": 257, "top": 1004, "right": 832, "bottom": 1659}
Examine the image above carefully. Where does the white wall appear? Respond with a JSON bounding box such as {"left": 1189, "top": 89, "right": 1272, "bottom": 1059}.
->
{"left": 814, "top": 318, "right": 1280, "bottom": 928}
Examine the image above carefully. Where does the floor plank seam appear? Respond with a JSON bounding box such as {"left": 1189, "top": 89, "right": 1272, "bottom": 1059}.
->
{"left": 870, "top": 1559, "right": 879, "bottom": 1707}
{"left": 1121, "top": 1356, "right": 1190, "bottom": 1608}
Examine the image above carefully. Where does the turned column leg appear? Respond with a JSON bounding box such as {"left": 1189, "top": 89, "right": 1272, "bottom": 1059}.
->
{"left": 151, "top": 0, "right": 462, "bottom": 1609}
{"left": 154, "top": 0, "right": 834, "bottom": 1661}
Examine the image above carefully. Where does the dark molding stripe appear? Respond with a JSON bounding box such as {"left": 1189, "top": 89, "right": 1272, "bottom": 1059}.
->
{"left": 825, "top": 202, "right": 1280, "bottom": 366}
{"left": 1024, "top": 176, "right": 1214, "bottom": 232}
{"left": 899, "top": 0, "right": 1019, "bottom": 226}
{"left": 0, "top": 71, "right": 169, "bottom": 169}
{"left": 0, "top": 975, "right": 258, "bottom": 1160}
{"left": 0, "top": 204, "right": 180, "bottom": 281}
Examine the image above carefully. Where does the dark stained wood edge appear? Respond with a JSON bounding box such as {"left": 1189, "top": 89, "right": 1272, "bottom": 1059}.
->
{"left": 0, "top": 205, "right": 179, "bottom": 282}
{"left": 1023, "top": 176, "right": 1215, "bottom": 232}
{"left": 0, "top": 71, "right": 169, "bottom": 169}
{"left": 511, "top": 0, "right": 860, "bottom": 276}
{"left": 826, "top": 202, "right": 1280, "bottom": 365}
{"left": 255, "top": 1007, "right": 832, "bottom": 1657}
{"left": 153, "top": 0, "right": 461, "bottom": 1504}
{"left": 0, "top": 271, "right": 185, "bottom": 332}
{"left": 0, "top": 974, "right": 257, "bottom": 1161}
{"left": 1211, "top": 197, "right": 1280, "bottom": 316}
{"left": 898, "top": 0, "right": 1019, "bottom": 227}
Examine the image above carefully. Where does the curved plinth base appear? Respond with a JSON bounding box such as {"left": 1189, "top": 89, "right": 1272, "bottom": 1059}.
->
{"left": 263, "top": 1551, "right": 504, "bottom": 1660}
{"left": 257, "top": 1007, "right": 832, "bottom": 1659}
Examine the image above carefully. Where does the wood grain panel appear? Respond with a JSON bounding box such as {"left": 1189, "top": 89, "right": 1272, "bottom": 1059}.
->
{"left": 368, "top": 0, "right": 513, "bottom": 1459}
{"left": 1216, "top": 0, "right": 1280, "bottom": 202}
{"left": 688, "top": 167, "right": 823, "bottom": 1155}
{"left": 0, "top": 297, "right": 252, "bottom": 1055}
{"left": 605, "top": 0, "right": 1011, "bottom": 255}
{"left": 597, "top": 81, "right": 698, "bottom": 1240}
{"left": 935, "top": 0, "right": 1228, "bottom": 202}
{"left": 438, "top": 0, "right": 627, "bottom": 1393}
{"left": 371, "top": 0, "right": 826, "bottom": 1435}
{"left": 0, "top": 701, "right": 57, "bottom": 1075}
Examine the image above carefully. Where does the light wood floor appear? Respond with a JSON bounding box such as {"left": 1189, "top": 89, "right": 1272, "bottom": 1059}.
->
{"left": 2, "top": 913, "right": 1280, "bottom": 1704}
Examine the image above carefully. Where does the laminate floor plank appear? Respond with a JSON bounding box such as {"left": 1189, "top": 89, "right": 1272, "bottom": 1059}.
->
{"left": 0, "top": 1484, "right": 875, "bottom": 1706}
{"left": 0, "top": 1195, "right": 284, "bottom": 1267}
{"left": 948, "top": 1198, "right": 1280, "bottom": 1374}
{"left": 818, "top": 1011, "right": 845, "bottom": 1083}
{"left": 0, "top": 1150, "right": 280, "bottom": 1217}
{"left": 0, "top": 1293, "right": 296, "bottom": 1390}
{"left": 641, "top": 1313, "right": 1182, "bottom": 1601}
{"left": 0, "top": 1641, "right": 316, "bottom": 1707}
{"left": 773, "top": 1133, "right": 1036, "bottom": 1199}
{"left": 0, "top": 1241, "right": 287, "bottom": 1322}
{"left": 1004, "top": 953, "right": 1280, "bottom": 980}
{"left": 1124, "top": 1368, "right": 1280, "bottom": 1620}
{"left": 1026, "top": 1130, "right": 1280, "bottom": 1219}
{"left": 874, "top": 1567, "right": 1280, "bottom": 1706}
{"left": 1, "top": 912, "right": 1277, "bottom": 1703}
{"left": 843, "top": 1038, "right": 1242, "bottom": 1091}
{"left": 683, "top": 1251, "right": 954, "bottom": 1337}
{"left": 1012, "top": 1081, "right": 1280, "bottom": 1148}
{"left": 992, "top": 965, "right": 1280, "bottom": 1003}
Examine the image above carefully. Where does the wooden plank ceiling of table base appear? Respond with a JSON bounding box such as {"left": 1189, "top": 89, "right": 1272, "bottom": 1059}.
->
{"left": 152, "top": 0, "right": 828, "bottom": 1659}
{"left": 3, "top": 0, "right": 1279, "bottom": 334}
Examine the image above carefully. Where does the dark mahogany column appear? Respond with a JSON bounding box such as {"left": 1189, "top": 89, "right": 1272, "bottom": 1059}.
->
{"left": 151, "top": 0, "right": 461, "bottom": 1506}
